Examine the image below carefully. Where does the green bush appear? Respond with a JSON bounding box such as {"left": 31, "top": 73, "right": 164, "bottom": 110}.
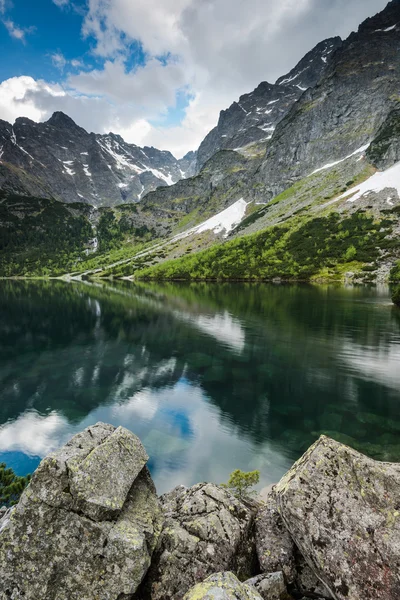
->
{"left": 0, "top": 464, "right": 31, "bottom": 506}
{"left": 222, "top": 469, "right": 260, "bottom": 499}
{"left": 392, "top": 286, "right": 400, "bottom": 307}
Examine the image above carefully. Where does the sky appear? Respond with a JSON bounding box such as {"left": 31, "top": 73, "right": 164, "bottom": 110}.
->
{"left": 0, "top": 0, "right": 389, "bottom": 157}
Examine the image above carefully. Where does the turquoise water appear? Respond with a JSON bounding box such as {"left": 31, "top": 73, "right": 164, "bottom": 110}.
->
{"left": 0, "top": 280, "right": 399, "bottom": 493}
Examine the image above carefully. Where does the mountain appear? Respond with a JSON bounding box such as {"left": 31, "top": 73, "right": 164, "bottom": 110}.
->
{"left": 196, "top": 37, "right": 342, "bottom": 170}
{"left": 0, "top": 112, "right": 196, "bottom": 207}
{"left": 256, "top": 0, "right": 400, "bottom": 200}
{"left": 1, "top": 1, "right": 400, "bottom": 283}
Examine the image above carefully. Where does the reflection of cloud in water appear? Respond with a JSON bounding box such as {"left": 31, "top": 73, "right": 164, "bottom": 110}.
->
{"left": 112, "top": 390, "right": 159, "bottom": 421}
{"left": 341, "top": 340, "right": 400, "bottom": 391}
{"left": 0, "top": 380, "right": 290, "bottom": 494}
{"left": 0, "top": 411, "right": 71, "bottom": 456}
{"left": 174, "top": 310, "right": 245, "bottom": 353}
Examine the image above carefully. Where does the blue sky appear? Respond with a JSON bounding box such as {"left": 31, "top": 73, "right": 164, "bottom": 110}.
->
{"left": 0, "top": 0, "right": 389, "bottom": 156}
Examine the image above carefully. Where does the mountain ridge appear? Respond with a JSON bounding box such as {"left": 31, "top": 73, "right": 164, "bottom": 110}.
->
{"left": 0, "top": 112, "right": 197, "bottom": 207}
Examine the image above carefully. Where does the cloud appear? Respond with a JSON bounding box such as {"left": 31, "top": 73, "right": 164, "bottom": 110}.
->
{"left": 51, "top": 52, "right": 67, "bottom": 70}
{"left": 3, "top": 19, "right": 35, "bottom": 43}
{"left": 0, "top": 0, "right": 390, "bottom": 156}
{"left": 52, "top": 0, "right": 70, "bottom": 7}
{"left": 0, "top": 0, "right": 5, "bottom": 15}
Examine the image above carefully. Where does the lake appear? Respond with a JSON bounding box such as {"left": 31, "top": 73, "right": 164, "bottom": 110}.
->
{"left": 0, "top": 280, "right": 399, "bottom": 494}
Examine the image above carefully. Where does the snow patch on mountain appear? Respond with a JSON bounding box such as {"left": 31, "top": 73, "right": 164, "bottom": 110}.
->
{"left": 173, "top": 198, "right": 249, "bottom": 241}
{"left": 310, "top": 144, "right": 371, "bottom": 175}
{"left": 338, "top": 161, "right": 400, "bottom": 203}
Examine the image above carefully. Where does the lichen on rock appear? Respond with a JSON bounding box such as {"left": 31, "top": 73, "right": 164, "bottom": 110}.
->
{"left": 140, "top": 483, "right": 257, "bottom": 600}
{"left": 0, "top": 422, "right": 163, "bottom": 600}
{"left": 275, "top": 434, "right": 400, "bottom": 600}
{"left": 183, "top": 572, "right": 263, "bottom": 600}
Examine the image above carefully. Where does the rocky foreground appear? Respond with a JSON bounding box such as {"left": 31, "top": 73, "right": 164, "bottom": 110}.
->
{"left": 0, "top": 424, "right": 399, "bottom": 600}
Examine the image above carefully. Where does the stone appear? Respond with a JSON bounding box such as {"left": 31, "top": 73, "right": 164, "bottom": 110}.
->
{"left": 254, "top": 493, "right": 296, "bottom": 583}
{"left": 245, "top": 572, "right": 287, "bottom": 600}
{"left": 275, "top": 435, "right": 400, "bottom": 600}
{"left": 0, "top": 113, "right": 195, "bottom": 206}
{"left": 183, "top": 572, "right": 263, "bottom": 600}
{"left": 141, "top": 483, "right": 257, "bottom": 600}
{"left": 0, "top": 422, "right": 163, "bottom": 600}
{"left": 294, "top": 553, "right": 333, "bottom": 599}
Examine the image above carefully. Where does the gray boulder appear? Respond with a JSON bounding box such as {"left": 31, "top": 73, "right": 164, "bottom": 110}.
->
{"left": 245, "top": 572, "right": 287, "bottom": 600}
{"left": 275, "top": 435, "right": 400, "bottom": 600}
{"left": 255, "top": 493, "right": 296, "bottom": 583}
{"left": 183, "top": 572, "right": 263, "bottom": 600}
{"left": 0, "top": 422, "right": 163, "bottom": 600}
{"left": 294, "top": 554, "right": 333, "bottom": 599}
{"left": 142, "top": 483, "right": 257, "bottom": 600}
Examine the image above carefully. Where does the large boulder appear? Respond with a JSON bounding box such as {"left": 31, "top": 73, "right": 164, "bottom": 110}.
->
{"left": 183, "top": 572, "right": 263, "bottom": 600}
{"left": 254, "top": 493, "right": 296, "bottom": 583}
{"left": 0, "top": 422, "right": 163, "bottom": 600}
{"left": 141, "top": 483, "right": 257, "bottom": 600}
{"left": 245, "top": 572, "right": 287, "bottom": 600}
{"left": 275, "top": 435, "right": 400, "bottom": 600}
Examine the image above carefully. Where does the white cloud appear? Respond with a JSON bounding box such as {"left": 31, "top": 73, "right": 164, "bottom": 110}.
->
{"left": 52, "top": 0, "right": 70, "bottom": 7}
{"left": 51, "top": 52, "right": 67, "bottom": 70}
{"left": 0, "top": 0, "right": 390, "bottom": 156}
{"left": 69, "top": 57, "right": 186, "bottom": 108}
{"left": 0, "top": 0, "right": 5, "bottom": 15}
{"left": 3, "top": 19, "right": 34, "bottom": 43}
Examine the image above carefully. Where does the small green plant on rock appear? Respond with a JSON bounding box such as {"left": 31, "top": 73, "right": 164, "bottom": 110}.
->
{"left": 222, "top": 469, "right": 260, "bottom": 499}
{"left": 392, "top": 285, "right": 400, "bottom": 307}
{"left": 0, "top": 464, "right": 31, "bottom": 507}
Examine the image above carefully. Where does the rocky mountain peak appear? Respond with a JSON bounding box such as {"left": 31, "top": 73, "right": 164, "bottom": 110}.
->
{"left": 0, "top": 114, "right": 196, "bottom": 206}
{"left": 359, "top": 0, "right": 400, "bottom": 34}
{"left": 275, "top": 36, "right": 342, "bottom": 89}
{"left": 195, "top": 36, "right": 342, "bottom": 171}
{"left": 46, "top": 111, "right": 83, "bottom": 130}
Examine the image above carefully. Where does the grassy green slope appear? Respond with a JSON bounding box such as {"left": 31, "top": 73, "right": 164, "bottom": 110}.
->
{"left": 134, "top": 209, "right": 400, "bottom": 283}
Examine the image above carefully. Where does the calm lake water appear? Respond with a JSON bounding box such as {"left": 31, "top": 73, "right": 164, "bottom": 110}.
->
{"left": 1, "top": 280, "right": 400, "bottom": 494}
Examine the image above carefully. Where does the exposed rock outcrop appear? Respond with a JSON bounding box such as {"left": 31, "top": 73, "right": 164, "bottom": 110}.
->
{"left": 140, "top": 483, "right": 257, "bottom": 600}
{"left": 0, "top": 423, "right": 163, "bottom": 600}
{"left": 245, "top": 572, "right": 287, "bottom": 600}
{"left": 257, "top": 0, "right": 400, "bottom": 201}
{"left": 183, "top": 572, "right": 263, "bottom": 600}
{"left": 275, "top": 435, "right": 400, "bottom": 600}
{"left": 255, "top": 493, "right": 296, "bottom": 583}
{"left": 0, "top": 113, "right": 194, "bottom": 206}
{"left": 196, "top": 37, "right": 342, "bottom": 170}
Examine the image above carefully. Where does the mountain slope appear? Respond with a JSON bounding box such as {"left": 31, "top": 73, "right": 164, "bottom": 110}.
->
{"left": 196, "top": 37, "right": 342, "bottom": 170}
{"left": 256, "top": 0, "right": 400, "bottom": 200}
{"left": 0, "top": 112, "right": 195, "bottom": 207}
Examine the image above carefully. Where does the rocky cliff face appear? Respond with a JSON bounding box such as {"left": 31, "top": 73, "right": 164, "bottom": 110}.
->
{"left": 196, "top": 37, "right": 342, "bottom": 170}
{"left": 256, "top": 0, "right": 400, "bottom": 200}
{"left": 0, "top": 112, "right": 195, "bottom": 207}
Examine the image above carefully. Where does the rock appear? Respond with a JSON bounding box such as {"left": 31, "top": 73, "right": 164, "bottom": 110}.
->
{"left": 196, "top": 37, "right": 341, "bottom": 171}
{"left": 294, "top": 552, "right": 333, "bottom": 599}
{"left": 275, "top": 435, "right": 400, "bottom": 600}
{"left": 183, "top": 572, "right": 263, "bottom": 600}
{"left": 245, "top": 572, "right": 287, "bottom": 600}
{"left": 257, "top": 1, "right": 400, "bottom": 201}
{"left": 142, "top": 483, "right": 257, "bottom": 600}
{"left": 0, "top": 113, "right": 194, "bottom": 207}
{"left": 254, "top": 493, "right": 296, "bottom": 583}
{"left": 0, "top": 422, "right": 163, "bottom": 600}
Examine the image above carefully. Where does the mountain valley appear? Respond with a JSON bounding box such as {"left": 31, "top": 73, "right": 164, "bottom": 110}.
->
{"left": 1, "top": 0, "right": 400, "bottom": 284}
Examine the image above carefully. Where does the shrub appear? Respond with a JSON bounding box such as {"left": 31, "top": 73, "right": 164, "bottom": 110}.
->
{"left": 392, "top": 286, "right": 400, "bottom": 307}
{"left": 0, "top": 464, "right": 31, "bottom": 507}
{"left": 222, "top": 469, "right": 260, "bottom": 499}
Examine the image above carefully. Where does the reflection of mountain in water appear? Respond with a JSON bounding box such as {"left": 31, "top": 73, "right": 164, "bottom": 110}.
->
{"left": 1, "top": 280, "right": 400, "bottom": 480}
